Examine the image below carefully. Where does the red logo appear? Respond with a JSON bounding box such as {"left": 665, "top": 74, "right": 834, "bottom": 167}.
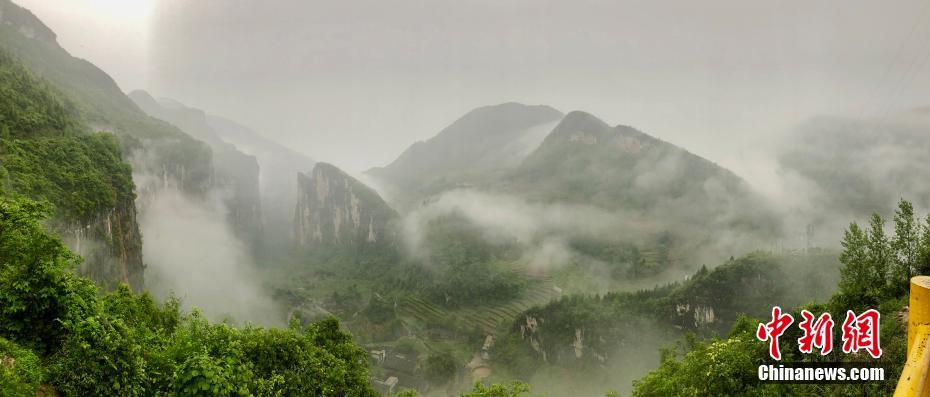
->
{"left": 841, "top": 309, "right": 882, "bottom": 359}
{"left": 756, "top": 306, "right": 794, "bottom": 360}
{"left": 758, "top": 307, "right": 881, "bottom": 360}
{"left": 797, "top": 310, "right": 834, "bottom": 355}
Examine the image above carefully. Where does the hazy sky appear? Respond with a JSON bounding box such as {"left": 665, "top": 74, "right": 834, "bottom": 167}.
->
{"left": 15, "top": 0, "right": 930, "bottom": 188}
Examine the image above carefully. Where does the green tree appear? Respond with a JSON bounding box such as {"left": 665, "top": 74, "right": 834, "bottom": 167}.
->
{"left": 425, "top": 351, "right": 458, "bottom": 386}
{"left": 838, "top": 222, "right": 871, "bottom": 305}
{"left": 0, "top": 337, "right": 44, "bottom": 397}
{"left": 918, "top": 214, "right": 930, "bottom": 276}
{"left": 867, "top": 213, "right": 891, "bottom": 295}
{"left": 0, "top": 196, "right": 96, "bottom": 354}
{"left": 892, "top": 199, "right": 920, "bottom": 293}
{"left": 460, "top": 382, "right": 532, "bottom": 397}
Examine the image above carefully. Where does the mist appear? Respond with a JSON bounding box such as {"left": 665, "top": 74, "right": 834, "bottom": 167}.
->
{"left": 4, "top": 0, "right": 928, "bottom": 395}
{"left": 136, "top": 186, "right": 282, "bottom": 325}
{"left": 399, "top": 188, "right": 771, "bottom": 293}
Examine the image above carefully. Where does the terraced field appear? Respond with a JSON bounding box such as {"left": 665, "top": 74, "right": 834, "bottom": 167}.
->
{"left": 397, "top": 272, "right": 561, "bottom": 334}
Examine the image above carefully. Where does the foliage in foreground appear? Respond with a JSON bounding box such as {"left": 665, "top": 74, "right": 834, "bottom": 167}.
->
{"left": 0, "top": 195, "right": 377, "bottom": 396}
{"left": 631, "top": 199, "right": 924, "bottom": 396}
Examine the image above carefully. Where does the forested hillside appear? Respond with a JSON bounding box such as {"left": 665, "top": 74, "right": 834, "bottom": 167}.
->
{"left": 0, "top": 0, "right": 213, "bottom": 194}
{"left": 0, "top": 0, "right": 218, "bottom": 289}
{"left": 0, "top": 49, "right": 143, "bottom": 290}
{"left": 0, "top": 195, "right": 378, "bottom": 396}
{"left": 630, "top": 200, "right": 923, "bottom": 396}
{"left": 1, "top": 1, "right": 924, "bottom": 396}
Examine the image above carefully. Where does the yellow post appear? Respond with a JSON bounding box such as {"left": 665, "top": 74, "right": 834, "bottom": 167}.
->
{"left": 910, "top": 277, "right": 930, "bottom": 356}
{"left": 894, "top": 276, "right": 930, "bottom": 397}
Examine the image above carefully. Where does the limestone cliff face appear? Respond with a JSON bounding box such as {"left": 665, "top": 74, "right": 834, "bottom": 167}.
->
{"left": 129, "top": 91, "right": 263, "bottom": 244}
{"left": 0, "top": 0, "right": 216, "bottom": 290}
{"left": 295, "top": 163, "right": 396, "bottom": 249}
{"left": 60, "top": 196, "right": 144, "bottom": 291}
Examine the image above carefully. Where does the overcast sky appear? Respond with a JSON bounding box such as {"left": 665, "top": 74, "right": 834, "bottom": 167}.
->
{"left": 15, "top": 0, "right": 930, "bottom": 189}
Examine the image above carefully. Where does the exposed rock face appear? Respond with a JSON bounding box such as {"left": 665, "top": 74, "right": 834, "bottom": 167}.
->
{"left": 205, "top": 114, "right": 315, "bottom": 248}
{"left": 0, "top": 0, "right": 220, "bottom": 289}
{"left": 129, "top": 91, "right": 263, "bottom": 244}
{"left": 295, "top": 163, "right": 396, "bottom": 249}
{"left": 60, "top": 196, "right": 144, "bottom": 291}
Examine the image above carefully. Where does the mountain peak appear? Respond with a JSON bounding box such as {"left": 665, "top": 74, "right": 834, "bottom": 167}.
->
{"left": 366, "top": 103, "right": 563, "bottom": 194}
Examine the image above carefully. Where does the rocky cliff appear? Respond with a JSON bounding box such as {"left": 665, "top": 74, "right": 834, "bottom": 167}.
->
{"left": 129, "top": 91, "right": 263, "bottom": 244}
{"left": 206, "top": 114, "right": 315, "bottom": 250}
{"left": 0, "top": 0, "right": 218, "bottom": 290}
{"left": 61, "top": 194, "right": 144, "bottom": 290}
{"left": 295, "top": 163, "right": 396, "bottom": 249}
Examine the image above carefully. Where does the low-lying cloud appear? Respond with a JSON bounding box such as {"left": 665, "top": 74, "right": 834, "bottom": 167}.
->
{"left": 137, "top": 187, "right": 282, "bottom": 325}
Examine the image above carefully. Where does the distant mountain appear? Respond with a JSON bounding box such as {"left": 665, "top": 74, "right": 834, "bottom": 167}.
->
{"left": 508, "top": 111, "right": 762, "bottom": 219}
{"left": 295, "top": 163, "right": 396, "bottom": 250}
{"left": 366, "top": 102, "right": 562, "bottom": 201}
{"left": 370, "top": 107, "right": 780, "bottom": 267}
{"left": 128, "top": 91, "right": 263, "bottom": 243}
{"left": 206, "top": 114, "right": 315, "bottom": 246}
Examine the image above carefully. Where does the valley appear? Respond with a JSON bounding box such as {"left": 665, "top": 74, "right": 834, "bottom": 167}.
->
{"left": 0, "top": 1, "right": 927, "bottom": 396}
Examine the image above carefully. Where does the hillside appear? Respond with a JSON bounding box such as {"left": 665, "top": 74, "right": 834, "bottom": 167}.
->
{"left": 507, "top": 111, "right": 773, "bottom": 228}
{"left": 0, "top": 0, "right": 213, "bottom": 196}
{"left": 0, "top": 49, "right": 143, "bottom": 290}
{"left": 128, "top": 91, "right": 263, "bottom": 244}
{"left": 366, "top": 103, "right": 563, "bottom": 203}
{"left": 489, "top": 250, "right": 840, "bottom": 396}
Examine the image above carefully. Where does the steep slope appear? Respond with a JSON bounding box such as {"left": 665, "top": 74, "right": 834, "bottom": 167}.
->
{"left": 295, "top": 163, "right": 396, "bottom": 250}
{"left": 0, "top": 0, "right": 213, "bottom": 195}
{"left": 205, "top": 114, "right": 315, "bottom": 247}
{"left": 0, "top": 49, "right": 142, "bottom": 290}
{"left": 366, "top": 102, "right": 563, "bottom": 200}
{"left": 512, "top": 111, "right": 744, "bottom": 209}
{"left": 506, "top": 111, "right": 777, "bottom": 234}
{"left": 128, "top": 91, "right": 262, "bottom": 243}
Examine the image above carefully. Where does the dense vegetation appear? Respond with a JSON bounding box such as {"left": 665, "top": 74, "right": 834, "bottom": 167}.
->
{"left": 0, "top": 195, "right": 378, "bottom": 396}
{"left": 0, "top": 46, "right": 143, "bottom": 289}
{"left": 1, "top": 133, "right": 134, "bottom": 221}
{"left": 630, "top": 199, "right": 924, "bottom": 396}
{"left": 0, "top": 0, "right": 213, "bottom": 194}
{"left": 482, "top": 250, "right": 838, "bottom": 394}
{"left": 0, "top": 49, "right": 82, "bottom": 138}
{"left": 389, "top": 214, "right": 526, "bottom": 307}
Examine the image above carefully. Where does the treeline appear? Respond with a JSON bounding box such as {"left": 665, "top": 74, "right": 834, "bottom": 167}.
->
{"left": 487, "top": 249, "right": 838, "bottom": 383}
{"left": 0, "top": 195, "right": 377, "bottom": 396}
{"left": 631, "top": 199, "right": 926, "bottom": 396}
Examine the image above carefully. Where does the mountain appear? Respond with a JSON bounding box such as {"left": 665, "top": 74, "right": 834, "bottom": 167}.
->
{"left": 205, "top": 114, "right": 315, "bottom": 247}
{"left": 128, "top": 91, "right": 263, "bottom": 243}
{"left": 0, "top": 48, "right": 143, "bottom": 290}
{"left": 509, "top": 111, "right": 764, "bottom": 219}
{"left": 295, "top": 163, "right": 396, "bottom": 250}
{"left": 366, "top": 102, "right": 563, "bottom": 202}
{"left": 372, "top": 107, "right": 779, "bottom": 268}
{"left": 0, "top": 0, "right": 213, "bottom": 196}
